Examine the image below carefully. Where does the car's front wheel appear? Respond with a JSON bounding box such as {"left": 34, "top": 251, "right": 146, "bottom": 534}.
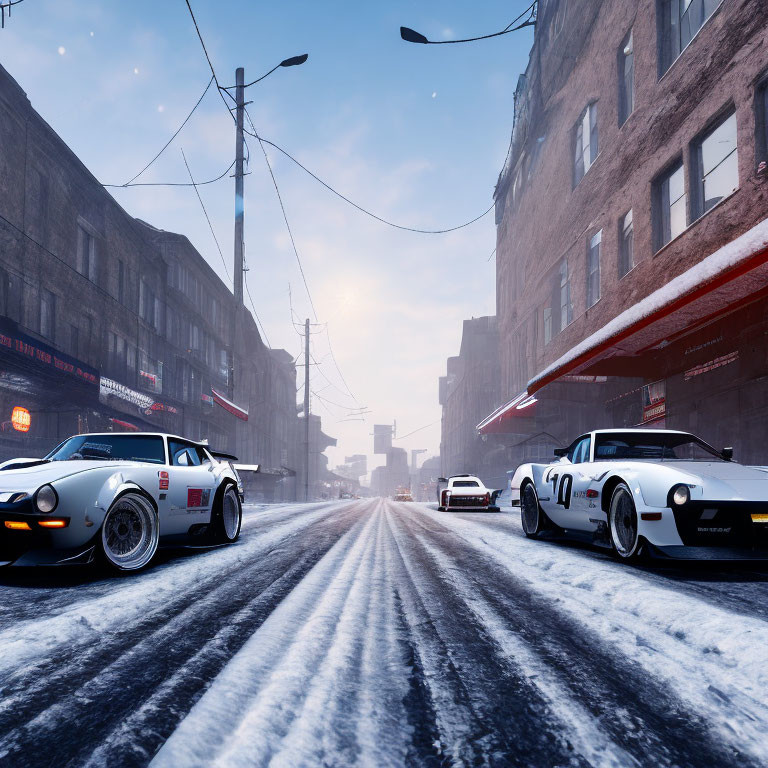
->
{"left": 520, "top": 482, "right": 547, "bottom": 537}
{"left": 99, "top": 492, "right": 159, "bottom": 572}
{"left": 608, "top": 482, "right": 644, "bottom": 561}
{"left": 212, "top": 485, "right": 242, "bottom": 543}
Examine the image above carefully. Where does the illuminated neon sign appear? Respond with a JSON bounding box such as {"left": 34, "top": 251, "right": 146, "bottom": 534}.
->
{"left": 11, "top": 406, "right": 31, "bottom": 432}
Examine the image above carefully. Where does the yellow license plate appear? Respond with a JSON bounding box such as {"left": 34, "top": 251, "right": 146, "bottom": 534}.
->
{"left": 751, "top": 513, "right": 768, "bottom": 523}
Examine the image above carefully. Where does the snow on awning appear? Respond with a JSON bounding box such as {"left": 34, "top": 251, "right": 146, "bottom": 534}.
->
{"left": 528, "top": 218, "right": 768, "bottom": 395}
{"left": 211, "top": 388, "right": 249, "bottom": 421}
{"left": 476, "top": 391, "right": 537, "bottom": 435}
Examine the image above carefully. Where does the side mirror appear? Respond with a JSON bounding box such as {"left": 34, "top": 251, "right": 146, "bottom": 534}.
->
{"left": 553, "top": 448, "right": 567, "bottom": 458}
{"left": 437, "top": 477, "right": 448, "bottom": 483}
{"left": 722, "top": 447, "right": 733, "bottom": 461}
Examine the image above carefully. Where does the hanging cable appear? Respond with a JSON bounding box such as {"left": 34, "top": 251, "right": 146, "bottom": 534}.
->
{"left": 245, "top": 131, "right": 494, "bottom": 234}
{"left": 120, "top": 75, "right": 215, "bottom": 186}
{"left": 103, "top": 159, "right": 235, "bottom": 188}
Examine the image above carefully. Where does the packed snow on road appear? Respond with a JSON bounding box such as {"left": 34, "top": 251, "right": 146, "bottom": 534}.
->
{"left": 2, "top": 498, "right": 768, "bottom": 767}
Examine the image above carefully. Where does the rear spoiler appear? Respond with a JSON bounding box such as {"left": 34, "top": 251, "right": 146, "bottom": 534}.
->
{"left": 210, "top": 449, "right": 239, "bottom": 462}
{"left": 234, "top": 464, "right": 260, "bottom": 473}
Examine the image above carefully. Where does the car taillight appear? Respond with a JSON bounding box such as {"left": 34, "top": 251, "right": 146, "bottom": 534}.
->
{"left": 158, "top": 471, "right": 169, "bottom": 491}
{"left": 484, "top": 493, "right": 490, "bottom": 504}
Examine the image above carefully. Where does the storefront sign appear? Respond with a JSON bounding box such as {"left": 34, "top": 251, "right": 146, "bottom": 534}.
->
{"left": 11, "top": 406, "right": 31, "bottom": 432}
{"left": 642, "top": 380, "right": 666, "bottom": 423}
{"left": 100, "top": 377, "right": 154, "bottom": 410}
{"left": 684, "top": 351, "right": 739, "bottom": 381}
{"left": 0, "top": 319, "right": 98, "bottom": 387}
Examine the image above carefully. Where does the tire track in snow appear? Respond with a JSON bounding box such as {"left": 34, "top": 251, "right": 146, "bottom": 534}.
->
{"left": 0, "top": 502, "right": 363, "bottom": 768}
{"left": 408, "top": 503, "right": 768, "bottom": 766}
{"left": 396, "top": 506, "right": 757, "bottom": 768}
{"left": 151, "top": 500, "right": 414, "bottom": 768}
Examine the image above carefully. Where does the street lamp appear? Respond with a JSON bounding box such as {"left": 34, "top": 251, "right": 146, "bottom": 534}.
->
{"left": 221, "top": 53, "right": 309, "bottom": 91}
{"left": 399, "top": 2, "right": 537, "bottom": 45}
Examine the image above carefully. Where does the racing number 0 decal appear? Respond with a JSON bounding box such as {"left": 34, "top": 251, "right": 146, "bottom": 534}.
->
{"left": 554, "top": 474, "right": 573, "bottom": 509}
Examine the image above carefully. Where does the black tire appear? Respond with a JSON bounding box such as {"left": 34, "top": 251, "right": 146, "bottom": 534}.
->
{"left": 437, "top": 506, "right": 446, "bottom": 512}
{"left": 520, "top": 482, "right": 547, "bottom": 537}
{"left": 98, "top": 491, "right": 159, "bottom": 572}
{"left": 212, "top": 484, "right": 242, "bottom": 543}
{"left": 608, "top": 482, "right": 644, "bottom": 561}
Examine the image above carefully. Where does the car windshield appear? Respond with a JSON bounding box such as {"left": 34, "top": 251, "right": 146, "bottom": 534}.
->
{"left": 46, "top": 435, "right": 166, "bottom": 464}
{"left": 453, "top": 480, "right": 480, "bottom": 487}
{"left": 593, "top": 433, "right": 725, "bottom": 462}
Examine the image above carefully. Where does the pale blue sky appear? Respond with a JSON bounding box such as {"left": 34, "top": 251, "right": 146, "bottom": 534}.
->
{"left": 0, "top": 0, "right": 534, "bottom": 475}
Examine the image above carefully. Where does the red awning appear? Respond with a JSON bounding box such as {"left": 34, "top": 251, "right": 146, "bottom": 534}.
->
{"left": 476, "top": 391, "right": 537, "bottom": 435}
{"left": 110, "top": 418, "right": 140, "bottom": 432}
{"left": 211, "top": 388, "right": 249, "bottom": 421}
{"left": 528, "top": 220, "right": 768, "bottom": 395}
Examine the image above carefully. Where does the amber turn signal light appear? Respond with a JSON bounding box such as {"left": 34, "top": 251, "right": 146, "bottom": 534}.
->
{"left": 37, "top": 519, "right": 68, "bottom": 529}
{"left": 4, "top": 520, "right": 31, "bottom": 531}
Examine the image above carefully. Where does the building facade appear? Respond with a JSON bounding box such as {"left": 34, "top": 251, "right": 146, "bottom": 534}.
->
{"left": 481, "top": 0, "right": 768, "bottom": 464}
{"left": 0, "top": 63, "right": 329, "bottom": 496}
{"left": 439, "top": 315, "right": 507, "bottom": 487}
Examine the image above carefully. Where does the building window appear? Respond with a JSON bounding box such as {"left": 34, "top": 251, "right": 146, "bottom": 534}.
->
{"left": 76, "top": 224, "right": 97, "bottom": 282}
{"left": 618, "top": 30, "right": 634, "bottom": 125}
{"left": 691, "top": 111, "right": 738, "bottom": 218}
{"left": 619, "top": 210, "right": 634, "bottom": 277}
{"left": 573, "top": 102, "right": 598, "bottom": 185}
{"left": 654, "top": 161, "right": 686, "bottom": 250}
{"left": 757, "top": 80, "right": 768, "bottom": 166}
{"left": 40, "top": 289, "right": 55, "bottom": 340}
{"left": 559, "top": 260, "right": 572, "bottom": 331}
{"left": 659, "top": 0, "right": 721, "bottom": 74}
{"left": 117, "top": 259, "right": 125, "bottom": 304}
{"left": 586, "top": 231, "right": 601, "bottom": 308}
{"left": 70, "top": 324, "right": 79, "bottom": 357}
{"left": 543, "top": 306, "right": 553, "bottom": 345}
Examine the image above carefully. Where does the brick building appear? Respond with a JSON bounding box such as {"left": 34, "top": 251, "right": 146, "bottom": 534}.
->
{"left": 479, "top": 0, "right": 768, "bottom": 465}
{"left": 439, "top": 315, "right": 507, "bottom": 487}
{"left": 0, "top": 62, "right": 324, "bottom": 498}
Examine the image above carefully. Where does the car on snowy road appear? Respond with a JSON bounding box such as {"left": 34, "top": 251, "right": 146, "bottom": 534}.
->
{"left": 0, "top": 432, "right": 248, "bottom": 572}
{"left": 437, "top": 474, "right": 497, "bottom": 511}
{"left": 512, "top": 428, "right": 768, "bottom": 561}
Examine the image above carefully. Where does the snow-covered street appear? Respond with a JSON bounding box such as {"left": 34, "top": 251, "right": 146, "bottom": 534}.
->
{"left": 2, "top": 498, "right": 768, "bottom": 768}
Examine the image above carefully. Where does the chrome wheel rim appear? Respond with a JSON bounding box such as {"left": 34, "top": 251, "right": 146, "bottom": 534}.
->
{"left": 102, "top": 494, "right": 158, "bottom": 570}
{"left": 610, "top": 487, "right": 638, "bottom": 557}
{"left": 222, "top": 489, "right": 240, "bottom": 540}
{"left": 521, "top": 485, "right": 540, "bottom": 534}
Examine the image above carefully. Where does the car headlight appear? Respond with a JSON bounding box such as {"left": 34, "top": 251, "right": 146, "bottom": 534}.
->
{"left": 35, "top": 484, "right": 58, "bottom": 513}
{"left": 671, "top": 484, "right": 690, "bottom": 506}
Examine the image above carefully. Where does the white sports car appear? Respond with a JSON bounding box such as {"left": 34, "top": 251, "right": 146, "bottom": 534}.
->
{"left": 512, "top": 429, "right": 768, "bottom": 561}
{"left": 0, "top": 432, "right": 248, "bottom": 572}
{"left": 437, "top": 474, "right": 496, "bottom": 511}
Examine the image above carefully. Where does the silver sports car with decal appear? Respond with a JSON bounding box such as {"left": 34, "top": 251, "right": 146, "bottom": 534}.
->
{"left": 0, "top": 432, "right": 253, "bottom": 572}
{"left": 511, "top": 429, "right": 768, "bottom": 561}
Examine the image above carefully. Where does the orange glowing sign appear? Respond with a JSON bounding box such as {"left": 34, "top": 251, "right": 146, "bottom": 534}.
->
{"left": 11, "top": 407, "right": 31, "bottom": 433}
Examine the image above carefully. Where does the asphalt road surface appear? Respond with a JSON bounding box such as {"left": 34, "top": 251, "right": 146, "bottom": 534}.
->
{"left": 2, "top": 498, "right": 768, "bottom": 768}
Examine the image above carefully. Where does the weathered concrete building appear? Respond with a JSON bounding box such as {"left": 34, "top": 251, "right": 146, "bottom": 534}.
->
{"left": 439, "top": 315, "right": 506, "bottom": 487}
{"left": 0, "top": 62, "right": 327, "bottom": 497}
{"left": 480, "top": 0, "right": 768, "bottom": 464}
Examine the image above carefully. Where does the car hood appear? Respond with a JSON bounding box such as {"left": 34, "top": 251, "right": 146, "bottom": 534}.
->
{"left": 0, "top": 460, "right": 145, "bottom": 493}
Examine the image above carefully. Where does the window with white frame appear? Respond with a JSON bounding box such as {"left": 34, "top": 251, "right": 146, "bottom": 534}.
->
{"left": 654, "top": 161, "right": 686, "bottom": 250}
{"left": 619, "top": 210, "right": 634, "bottom": 277}
{"left": 574, "top": 102, "right": 598, "bottom": 185}
{"left": 659, "top": 0, "right": 721, "bottom": 74}
{"left": 619, "top": 30, "right": 634, "bottom": 126}
{"left": 586, "top": 231, "right": 601, "bottom": 308}
{"left": 691, "top": 111, "right": 738, "bottom": 218}
{"left": 76, "top": 224, "right": 97, "bottom": 282}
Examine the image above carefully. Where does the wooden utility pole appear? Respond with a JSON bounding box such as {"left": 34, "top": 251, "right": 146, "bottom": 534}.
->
{"left": 233, "top": 67, "right": 245, "bottom": 305}
{"left": 304, "top": 318, "right": 310, "bottom": 501}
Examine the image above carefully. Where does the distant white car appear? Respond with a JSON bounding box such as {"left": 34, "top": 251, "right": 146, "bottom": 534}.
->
{"left": 512, "top": 428, "right": 768, "bottom": 561}
{"left": 437, "top": 474, "right": 494, "bottom": 511}
{"left": 0, "top": 432, "right": 248, "bottom": 572}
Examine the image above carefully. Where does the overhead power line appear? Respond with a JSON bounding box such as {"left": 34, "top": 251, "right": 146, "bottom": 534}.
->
{"left": 121, "top": 75, "right": 215, "bottom": 186}
{"left": 103, "top": 159, "right": 235, "bottom": 188}
{"left": 394, "top": 421, "right": 440, "bottom": 441}
{"left": 249, "top": 132, "right": 494, "bottom": 234}
{"left": 0, "top": 0, "right": 25, "bottom": 28}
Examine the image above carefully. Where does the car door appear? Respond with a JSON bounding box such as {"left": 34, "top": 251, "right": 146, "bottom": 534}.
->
{"left": 165, "top": 438, "right": 217, "bottom": 534}
{"left": 539, "top": 439, "right": 578, "bottom": 527}
{"left": 542, "top": 436, "right": 592, "bottom": 530}
{"left": 565, "top": 436, "right": 598, "bottom": 532}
